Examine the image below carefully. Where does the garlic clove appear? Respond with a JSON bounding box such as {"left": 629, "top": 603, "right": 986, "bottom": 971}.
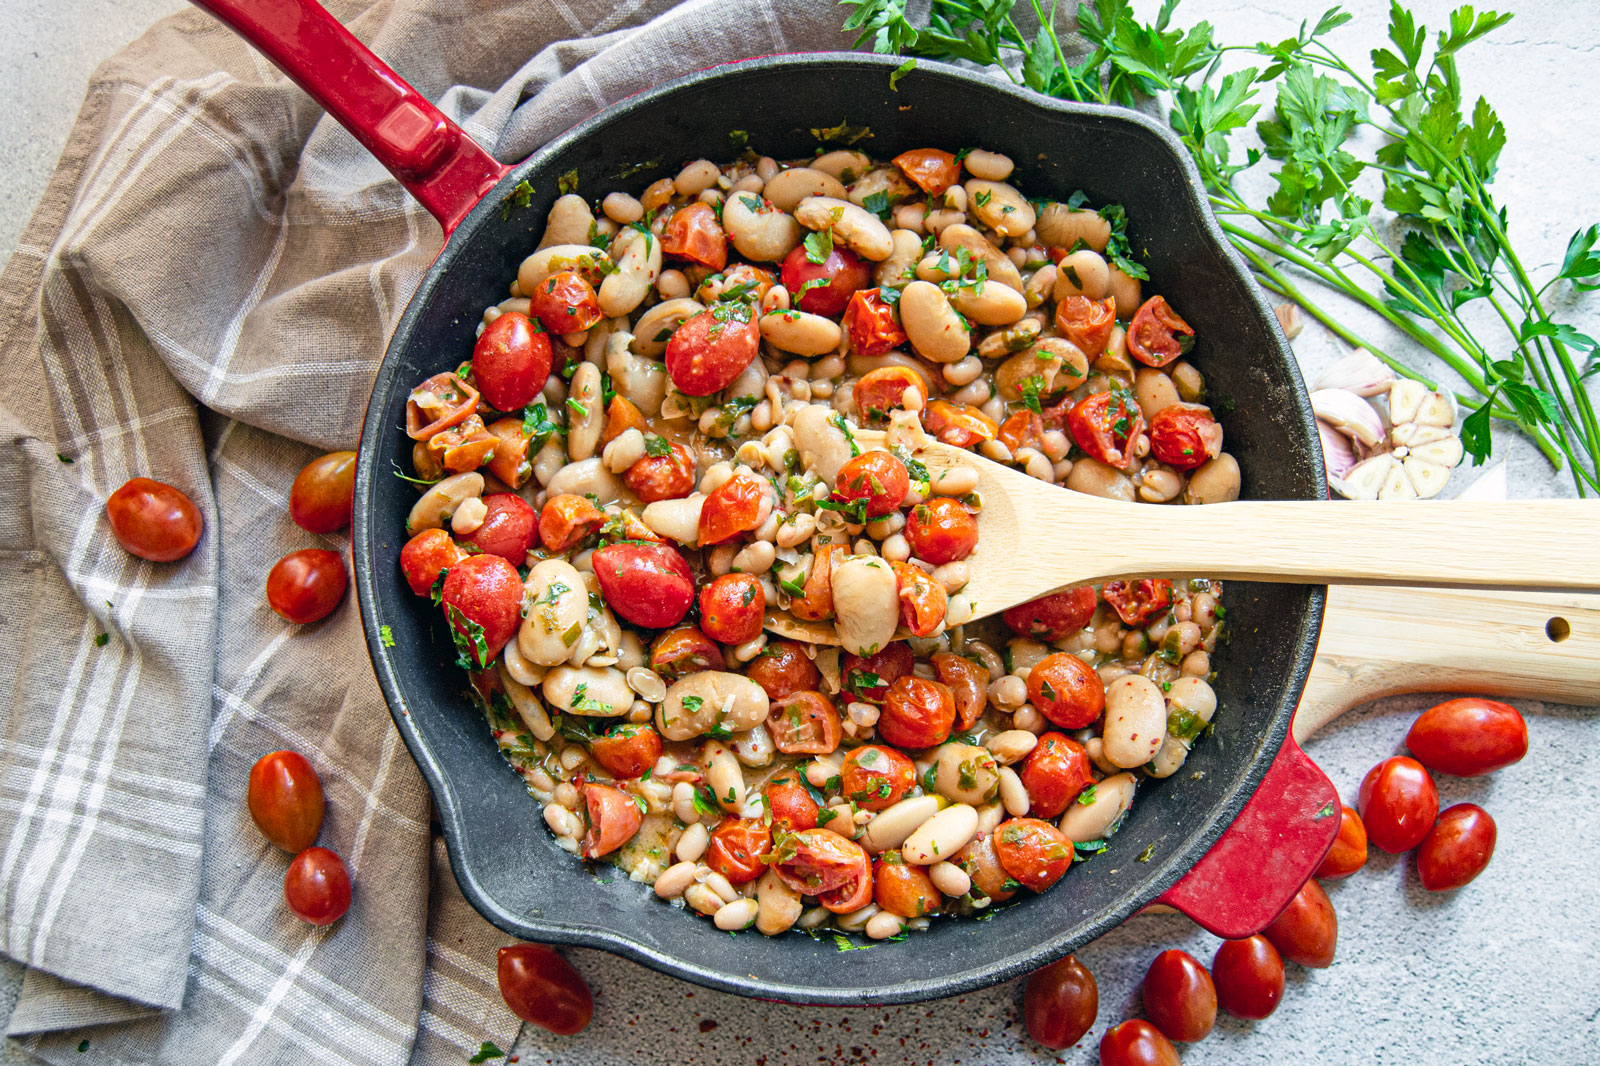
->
{"left": 1313, "top": 349, "right": 1396, "bottom": 398}
{"left": 1409, "top": 435, "right": 1463, "bottom": 468}
{"left": 1317, "top": 418, "right": 1358, "bottom": 480}
{"left": 1275, "top": 303, "right": 1305, "bottom": 340}
{"left": 1388, "top": 379, "right": 1428, "bottom": 425}
{"left": 1391, "top": 422, "right": 1452, "bottom": 448}
{"left": 1331, "top": 453, "right": 1394, "bottom": 501}
{"left": 1402, "top": 457, "right": 1452, "bottom": 499}
{"left": 1379, "top": 459, "right": 1419, "bottom": 500}
{"left": 1310, "top": 389, "right": 1386, "bottom": 449}
{"left": 1415, "top": 389, "right": 1456, "bottom": 427}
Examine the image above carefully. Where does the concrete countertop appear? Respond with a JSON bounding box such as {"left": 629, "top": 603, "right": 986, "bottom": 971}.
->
{"left": 2, "top": 1, "right": 1596, "bottom": 1063}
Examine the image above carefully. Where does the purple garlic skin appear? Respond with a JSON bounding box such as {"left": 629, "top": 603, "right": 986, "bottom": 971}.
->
{"left": 1313, "top": 350, "right": 1396, "bottom": 398}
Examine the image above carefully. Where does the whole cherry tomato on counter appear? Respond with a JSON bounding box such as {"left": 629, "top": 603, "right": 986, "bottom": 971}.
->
{"left": 438, "top": 553, "right": 522, "bottom": 663}
{"left": 1126, "top": 295, "right": 1194, "bottom": 368}
{"left": 781, "top": 241, "right": 871, "bottom": 317}
{"left": 1142, "top": 948, "right": 1217, "bottom": 1043}
{"left": 1027, "top": 653, "right": 1106, "bottom": 730}
{"left": 706, "top": 816, "right": 773, "bottom": 884}
{"left": 471, "top": 311, "right": 550, "bottom": 412}
{"left": 905, "top": 497, "right": 978, "bottom": 565}
{"left": 1212, "top": 935, "right": 1284, "bottom": 1020}
{"left": 247, "top": 750, "right": 325, "bottom": 853}
{"left": 877, "top": 676, "right": 956, "bottom": 750}
{"left": 267, "top": 549, "right": 347, "bottom": 624}
{"left": 497, "top": 944, "right": 593, "bottom": 1035}
{"left": 1417, "top": 803, "right": 1497, "bottom": 891}
{"left": 1262, "top": 877, "right": 1337, "bottom": 968}
{"left": 591, "top": 541, "right": 695, "bottom": 630}
{"left": 288, "top": 451, "right": 357, "bottom": 534}
{"left": 665, "top": 303, "right": 760, "bottom": 396}
{"left": 460, "top": 493, "right": 539, "bottom": 563}
{"left": 284, "top": 846, "right": 351, "bottom": 926}
{"left": 697, "top": 572, "right": 765, "bottom": 645}
{"left": 1023, "top": 954, "right": 1099, "bottom": 1051}
{"left": 834, "top": 450, "right": 911, "bottom": 518}
{"left": 1358, "top": 756, "right": 1440, "bottom": 854}
{"left": 1315, "top": 804, "right": 1369, "bottom": 880}
{"left": 527, "top": 270, "right": 603, "bottom": 336}
{"left": 106, "top": 477, "right": 203, "bottom": 561}
{"left": 1099, "top": 1019, "right": 1180, "bottom": 1066}
{"left": 1003, "top": 586, "right": 1098, "bottom": 641}
{"left": 1405, "top": 698, "right": 1528, "bottom": 777}
{"left": 1148, "top": 404, "right": 1223, "bottom": 471}
{"left": 1067, "top": 389, "right": 1145, "bottom": 467}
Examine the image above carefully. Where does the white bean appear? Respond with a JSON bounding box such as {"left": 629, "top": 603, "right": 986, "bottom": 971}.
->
{"left": 860, "top": 795, "right": 941, "bottom": 853}
{"left": 929, "top": 860, "right": 972, "bottom": 897}
{"left": 998, "top": 766, "right": 1030, "bottom": 816}
{"left": 598, "top": 225, "right": 661, "bottom": 319}
{"left": 542, "top": 664, "right": 631, "bottom": 716}
{"left": 658, "top": 671, "right": 769, "bottom": 741}
{"left": 865, "top": 911, "right": 907, "bottom": 940}
{"left": 538, "top": 194, "right": 595, "bottom": 250}
{"left": 831, "top": 556, "right": 900, "bottom": 657}
{"left": 723, "top": 192, "right": 801, "bottom": 263}
{"left": 631, "top": 298, "right": 703, "bottom": 357}
{"left": 406, "top": 471, "right": 483, "bottom": 534}
{"left": 714, "top": 897, "right": 761, "bottom": 931}
{"left": 985, "top": 729, "right": 1038, "bottom": 765}
{"left": 499, "top": 662, "right": 554, "bottom": 741}
{"left": 899, "top": 281, "right": 971, "bottom": 364}
{"left": 602, "top": 191, "right": 643, "bottom": 225}
{"left": 764, "top": 166, "right": 849, "bottom": 212}
{"left": 641, "top": 494, "right": 705, "bottom": 546}
{"left": 565, "top": 362, "right": 604, "bottom": 460}
{"left": 901, "top": 803, "right": 979, "bottom": 865}
{"left": 450, "top": 495, "right": 487, "bottom": 535}
{"left": 684, "top": 883, "right": 725, "bottom": 916}
{"left": 655, "top": 860, "right": 697, "bottom": 899}
{"left": 1059, "top": 771, "right": 1137, "bottom": 842}
{"left": 795, "top": 196, "right": 894, "bottom": 261}
{"left": 672, "top": 781, "right": 700, "bottom": 824}
{"left": 760, "top": 309, "right": 842, "bottom": 356}
{"left": 1102, "top": 675, "right": 1167, "bottom": 767}
{"left": 961, "top": 149, "right": 1014, "bottom": 181}
{"left": 943, "top": 355, "right": 984, "bottom": 387}
{"left": 602, "top": 427, "right": 646, "bottom": 474}
{"left": 675, "top": 159, "right": 721, "bottom": 196}
{"left": 519, "top": 559, "right": 587, "bottom": 666}
{"left": 676, "top": 822, "right": 709, "bottom": 863}
{"left": 755, "top": 869, "right": 803, "bottom": 935}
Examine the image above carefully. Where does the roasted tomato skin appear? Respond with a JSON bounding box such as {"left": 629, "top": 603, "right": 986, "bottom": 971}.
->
{"left": 399, "top": 528, "right": 467, "bottom": 597}
{"left": 662, "top": 202, "right": 728, "bottom": 271}
{"left": 877, "top": 676, "right": 957, "bottom": 750}
{"left": 745, "top": 640, "right": 821, "bottom": 700}
{"left": 905, "top": 497, "right": 979, "bottom": 565}
{"left": 1067, "top": 389, "right": 1144, "bottom": 466}
{"left": 952, "top": 832, "right": 1017, "bottom": 902}
{"left": 1018, "top": 732, "right": 1093, "bottom": 818}
{"left": 588, "top": 724, "right": 663, "bottom": 779}
{"left": 697, "top": 572, "right": 765, "bottom": 645}
{"left": 892, "top": 561, "right": 948, "bottom": 638}
{"left": 528, "top": 270, "right": 604, "bottom": 335}
{"left": 698, "top": 473, "right": 766, "bottom": 545}
{"left": 590, "top": 542, "right": 695, "bottom": 630}
{"left": 624, "top": 440, "right": 696, "bottom": 502}
{"left": 438, "top": 553, "right": 522, "bottom": 662}
{"left": 931, "top": 652, "right": 988, "bottom": 731}
{"left": 461, "top": 493, "right": 539, "bottom": 563}
{"left": 768, "top": 691, "right": 843, "bottom": 756}
{"left": 1127, "top": 295, "right": 1194, "bottom": 368}
{"left": 1102, "top": 578, "right": 1173, "bottom": 627}
{"left": 472, "top": 311, "right": 551, "bottom": 412}
{"left": 874, "top": 852, "right": 943, "bottom": 918}
{"left": 841, "top": 642, "right": 915, "bottom": 706}
{"left": 993, "top": 817, "right": 1073, "bottom": 891}
{"left": 706, "top": 817, "right": 773, "bottom": 885}
{"left": 1055, "top": 295, "right": 1116, "bottom": 359}
{"left": 773, "top": 828, "right": 873, "bottom": 913}
{"left": 1148, "top": 403, "right": 1223, "bottom": 471}
{"left": 1027, "top": 653, "right": 1106, "bottom": 730}
{"left": 780, "top": 243, "right": 871, "bottom": 317}
{"left": 538, "top": 493, "right": 605, "bottom": 551}
{"left": 580, "top": 783, "right": 642, "bottom": 859}
{"left": 923, "top": 398, "right": 998, "bottom": 447}
{"left": 840, "top": 745, "right": 916, "bottom": 811}
{"left": 893, "top": 148, "right": 960, "bottom": 196}
{"left": 665, "top": 303, "right": 760, "bottom": 396}
{"left": 765, "top": 772, "right": 821, "bottom": 831}
{"left": 834, "top": 451, "right": 911, "bottom": 518}
{"left": 405, "top": 372, "right": 478, "bottom": 440}
{"left": 649, "top": 626, "right": 725, "bottom": 680}
{"left": 1003, "top": 586, "right": 1098, "bottom": 641}
{"left": 843, "top": 292, "right": 911, "bottom": 361}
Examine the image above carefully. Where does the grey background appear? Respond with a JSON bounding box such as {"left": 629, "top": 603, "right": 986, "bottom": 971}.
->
{"left": 2, "top": 0, "right": 1597, "bottom": 1063}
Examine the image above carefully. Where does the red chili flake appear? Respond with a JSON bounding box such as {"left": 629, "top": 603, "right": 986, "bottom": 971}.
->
{"left": 699, "top": 1019, "right": 719, "bottom": 1033}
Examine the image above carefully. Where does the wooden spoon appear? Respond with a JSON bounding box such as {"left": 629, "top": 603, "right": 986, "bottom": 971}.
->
{"left": 765, "top": 432, "right": 1600, "bottom": 645}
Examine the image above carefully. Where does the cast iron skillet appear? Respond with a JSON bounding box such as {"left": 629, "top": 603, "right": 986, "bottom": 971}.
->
{"left": 197, "top": 0, "right": 1335, "bottom": 1005}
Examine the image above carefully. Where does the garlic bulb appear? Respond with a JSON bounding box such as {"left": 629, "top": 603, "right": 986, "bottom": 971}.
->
{"left": 1310, "top": 388, "right": 1386, "bottom": 449}
{"left": 1317, "top": 419, "right": 1358, "bottom": 480}
{"left": 1314, "top": 349, "right": 1396, "bottom": 398}
{"left": 1329, "top": 379, "right": 1462, "bottom": 500}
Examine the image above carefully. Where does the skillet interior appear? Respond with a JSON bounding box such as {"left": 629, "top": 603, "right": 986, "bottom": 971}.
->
{"left": 353, "top": 53, "right": 1325, "bottom": 1005}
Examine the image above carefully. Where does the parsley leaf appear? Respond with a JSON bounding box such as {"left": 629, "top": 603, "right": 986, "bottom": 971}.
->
{"left": 804, "top": 229, "right": 834, "bottom": 264}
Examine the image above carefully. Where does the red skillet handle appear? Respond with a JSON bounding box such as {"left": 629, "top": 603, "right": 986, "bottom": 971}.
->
{"left": 1153, "top": 730, "right": 1338, "bottom": 938}
{"left": 191, "top": 0, "right": 509, "bottom": 234}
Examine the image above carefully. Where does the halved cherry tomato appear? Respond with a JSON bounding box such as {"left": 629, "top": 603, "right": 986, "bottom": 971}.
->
{"left": 267, "top": 549, "right": 347, "bottom": 624}
{"left": 790, "top": 542, "right": 845, "bottom": 622}
{"left": 953, "top": 832, "right": 1017, "bottom": 902}
{"left": 745, "top": 640, "right": 821, "bottom": 700}
{"left": 105, "top": 477, "right": 204, "bottom": 562}
{"left": 248, "top": 750, "right": 325, "bottom": 853}
{"left": 1024, "top": 955, "right": 1099, "bottom": 1051}
{"left": 602, "top": 508, "right": 665, "bottom": 546}
{"left": 834, "top": 451, "right": 911, "bottom": 518}
{"left": 591, "top": 541, "right": 695, "bottom": 629}
{"left": 891, "top": 561, "right": 948, "bottom": 638}
{"left": 1148, "top": 403, "right": 1223, "bottom": 471}
{"left": 765, "top": 772, "right": 821, "bottom": 831}
{"left": 1358, "top": 755, "right": 1439, "bottom": 853}
{"left": 405, "top": 372, "right": 479, "bottom": 440}
{"left": 1127, "top": 295, "right": 1194, "bottom": 367}
{"left": 472, "top": 311, "right": 551, "bottom": 412}
{"left": 993, "top": 817, "right": 1073, "bottom": 891}
{"left": 1417, "top": 803, "right": 1496, "bottom": 891}
{"left": 697, "top": 572, "right": 765, "bottom": 645}
{"left": 1067, "top": 389, "right": 1143, "bottom": 466}
{"left": 1003, "top": 586, "right": 1098, "bottom": 641}
{"left": 698, "top": 472, "right": 766, "bottom": 545}
{"left": 1018, "top": 733, "right": 1093, "bottom": 818}
{"left": 997, "top": 410, "right": 1045, "bottom": 455}
{"left": 893, "top": 148, "right": 959, "bottom": 196}
{"left": 923, "top": 398, "right": 998, "bottom": 447}
{"left": 424, "top": 412, "right": 497, "bottom": 473}
{"left": 602, "top": 394, "right": 648, "bottom": 444}
{"left": 649, "top": 626, "right": 724, "bottom": 680}
{"left": 662, "top": 202, "right": 728, "bottom": 271}
{"left": 1212, "top": 936, "right": 1284, "bottom": 1020}
{"left": 774, "top": 828, "right": 873, "bottom": 913}
{"left": 840, "top": 744, "right": 915, "bottom": 811}
{"left": 589, "top": 723, "right": 663, "bottom": 779}
{"left": 497, "top": 944, "right": 593, "bottom": 1036}
{"left": 1099, "top": 1019, "right": 1180, "bottom": 1066}
{"left": 399, "top": 528, "right": 467, "bottom": 597}
{"left": 695, "top": 263, "right": 775, "bottom": 305}
{"left": 781, "top": 242, "right": 871, "bottom": 318}
{"left": 768, "top": 691, "right": 843, "bottom": 756}
{"left": 289, "top": 451, "right": 356, "bottom": 534}
{"left": 1316, "top": 804, "right": 1369, "bottom": 880}
{"left": 439, "top": 553, "right": 522, "bottom": 663}
{"left": 665, "top": 303, "right": 760, "bottom": 396}
{"left": 1102, "top": 578, "right": 1173, "bottom": 627}
{"left": 1055, "top": 295, "right": 1116, "bottom": 359}
{"left": 624, "top": 439, "right": 696, "bottom": 502}
{"left": 706, "top": 816, "right": 772, "bottom": 884}
{"left": 484, "top": 417, "right": 535, "bottom": 489}
{"left": 462, "top": 493, "right": 539, "bottom": 563}
{"left": 528, "top": 270, "right": 604, "bottom": 335}
{"left": 843, "top": 292, "right": 911, "bottom": 362}
{"left": 931, "top": 651, "right": 988, "bottom": 731}
{"left": 284, "top": 846, "right": 352, "bottom": 926}
{"left": 539, "top": 493, "right": 605, "bottom": 551}
{"left": 1027, "top": 653, "right": 1106, "bottom": 730}
{"left": 1142, "top": 949, "right": 1216, "bottom": 1043}
{"left": 878, "top": 676, "right": 956, "bottom": 749}
{"left": 842, "top": 642, "right": 915, "bottom": 705}
{"left": 1405, "top": 697, "right": 1528, "bottom": 777}
{"left": 580, "top": 782, "right": 642, "bottom": 859}
{"left": 874, "top": 851, "right": 943, "bottom": 918}
{"left": 906, "top": 497, "right": 978, "bottom": 565}
{"left": 1262, "top": 877, "right": 1337, "bottom": 967}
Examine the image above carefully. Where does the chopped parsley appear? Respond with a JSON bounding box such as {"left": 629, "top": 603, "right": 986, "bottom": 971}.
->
{"left": 521, "top": 401, "right": 563, "bottom": 449}
{"left": 93, "top": 633, "right": 108, "bottom": 647}
{"left": 644, "top": 434, "right": 672, "bottom": 457}
{"left": 682, "top": 695, "right": 704, "bottom": 713}
{"left": 470, "top": 1041, "right": 506, "bottom": 1063}
{"left": 446, "top": 606, "right": 490, "bottom": 670}
{"left": 379, "top": 624, "right": 396, "bottom": 648}
{"left": 803, "top": 229, "right": 834, "bottom": 264}
{"left": 498, "top": 180, "right": 534, "bottom": 221}
{"left": 557, "top": 168, "right": 580, "bottom": 195}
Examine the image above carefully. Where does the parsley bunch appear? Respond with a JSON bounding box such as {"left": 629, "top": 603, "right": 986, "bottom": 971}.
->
{"left": 840, "top": 0, "right": 1600, "bottom": 494}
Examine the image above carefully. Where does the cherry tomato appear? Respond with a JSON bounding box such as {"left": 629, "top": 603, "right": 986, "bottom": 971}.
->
{"left": 624, "top": 438, "right": 696, "bottom": 502}
{"left": 1358, "top": 756, "right": 1440, "bottom": 854}
{"left": 591, "top": 541, "right": 695, "bottom": 629}
{"left": 1262, "top": 877, "right": 1337, "bottom": 968}
{"left": 461, "top": 493, "right": 539, "bottom": 563}
{"left": 438, "top": 553, "right": 523, "bottom": 663}
{"left": 484, "top": 417, "right": 535, "bottom": 489}
{"left": 539, "top": 493, "right": 605, "bottom": 551}
{"left": 773, "top": 828, "right": 873, "bottom": 913}
{"left": 581, "top": 782, "right": 642, "bottom": 859}
{"left": 1315, "top": 804, "right": 1369, "bottom": 880}
{"left": 649, "top": 626, "right": 725, "bottom": 680}
{"left": 779, "top": 243, "right": 871, "bottom": 318}
{"left": 1142, "top": 949, "right": 1216, "bottom": 1043}
{"left": 497, "top": 944, "right": 593, "bottom": 1036}
{"left": 906, "top": 497, "right": 979, "bottom": 565}
{"left": 602, "top": 507, "right": 665, "bottom": 546}
{"left": 601, "top": 394, "right": 648, "bottom": 444}
{"left": 1018, "top": 732, "right": 1093, "bottom": 818}
{"left": 105, "top": 477, "right": 203, "bottom": 562}
{"left": 834, "top": 451, "right": 911, "bottom": 518}
{"left": 789, "top": 541, "right": 844, "bottom": 622}
{"left": 878, "top": 676, "right": 956, "bottom": 750}
{"left": 1055, "top": 295, "right": 1116, "bottom": 359}
{"left": 661, "top": 202, "right": 727, "bottom": 271}
{"left": 247, "top": 750, "right": 325, "bottom": 853}
{"left": 665, "top": 303, "right": 760, "bottom": 396}
{"left": 1212, "top": 935, "right": 1284, "bottom": 1020}
{"left": 1148, "top": 403, "right": 1223, "bottom": 471}
{"left": 528, "top": 270, "right": 604, "bottom": 335}
{"left": 923, "top": 398, "right": 998, "bottom": 447}
{"left": 765, "top": 772, "right": 820, "bottom": 831}
{"left": 695, "top": 262, "right": 775, "bottom": 305}
{"left": 472, "top": 311, "right": 551, "bottom": 412}
{"left": 1417, "top": 803, "right": 1497, "bottom": 891}
{"left": 841, "top": 642, "right": 915, "bottom": 705}
{"left": 1099, "top": 1019, "right": 1179, "bottom": 1066}
{"left": 1102, "top": 578, "right": 1173, "bottom": 627}
{"left": 997, "top": 410, "right": 1045, "bottom": 455}
{"left": 399, "top": 528, "right": 467, "bottom": 597}
{"left": 424, "top": 412, "right": 497, "bottom": 473}
{"left": 892, "top": 560, "right": 948, "bottom": 638}
{"left": 993, "top": 817, "right": 1073, "bottom": 891}
{"left": 706, "top": 816, "right": 773, "bottom": 884}
{"left": 874, "top": 851, "right": 943, "bottom": 918}
{"left": 267, "top": 549, "right": 347, "bottom": 624}
{"left": 1406, "top": 697, "right": 1528, "bottom": 777}
{"left": 405, "top": 372, "right": 479, "bottom": 440}
{"left": 284, "top": 846, "right": 352, "bottom": 926}
{"left": 1003, "top": 586, "right": 1098, "bottom": 641}
{"left": 286, "top": 451, "right": 357, "bottom": 534}
{"left": 1127, "top": 295, "right": 1194, "bottom": 368}
{"left": 840, "top": 744, "right": 916, "bottom": 811}
{"left": 588, "top": 723, "right": 662, "bottom": 779}
{"left": 1024, "top": 954, "right": 1098, "bottom": 1050}
{"left": 697, "top": 572, "right": 765, "bottom": 645}
{"left": 931, "top": 651, "right": 988, "bottom": 731}
{"left": 893, "top": 147, "right": 960, "bottom": 196}
{"left": 843, "top": 292, "right": 911, "bottom": 362}
{"left": 768, "top": 691, "right": 843, "bottom": 755}
{"left": 1027, "top": 653, "right": 1107, "bottom": 730}
{"left": 953, "top": 833, "right": 1017, "bottom": 903}
{"left": 1067, "top": 389, "right": 1144, "bottom": 466}
{"left": 745, "top": 640, "right": 821, "bottom": 700}
{"left": 698, "top": 472, "right": 766, "bottom": 545}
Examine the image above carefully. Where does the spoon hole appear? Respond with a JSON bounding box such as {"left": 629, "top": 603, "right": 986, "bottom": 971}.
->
{"left": 1545, "top": 616, "right": 1571, "bottom": 643}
